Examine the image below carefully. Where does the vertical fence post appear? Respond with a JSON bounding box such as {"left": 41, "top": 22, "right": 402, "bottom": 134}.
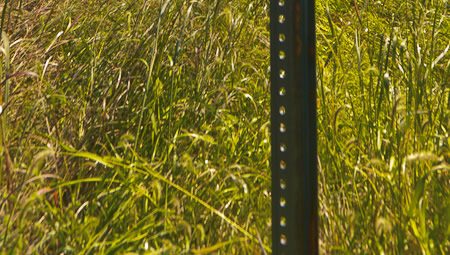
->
{"left": 270, "top": 0, "right": 318, "bottom": 254}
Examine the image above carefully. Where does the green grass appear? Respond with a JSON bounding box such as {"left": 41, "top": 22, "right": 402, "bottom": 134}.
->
{"left": 0, "top": 0, "right": 448, "bottom": 254}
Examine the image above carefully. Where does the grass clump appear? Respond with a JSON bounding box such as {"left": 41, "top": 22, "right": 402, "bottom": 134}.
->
{"left": 0, "top": 0, "right": 448, "bottom": 254}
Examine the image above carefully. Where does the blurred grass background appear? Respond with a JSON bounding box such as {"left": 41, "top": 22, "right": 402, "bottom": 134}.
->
{"left": 0, "top": 0, "right": 448, "bottom": 253}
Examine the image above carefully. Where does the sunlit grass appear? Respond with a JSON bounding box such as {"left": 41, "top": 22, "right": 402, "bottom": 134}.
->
{"left": 0, "top": 0, "right": 448, "bottom": 254}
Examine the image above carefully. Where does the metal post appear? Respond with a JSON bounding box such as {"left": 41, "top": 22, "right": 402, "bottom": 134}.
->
{"left": 270, "top": 0, "right": 318, "bottom": 254}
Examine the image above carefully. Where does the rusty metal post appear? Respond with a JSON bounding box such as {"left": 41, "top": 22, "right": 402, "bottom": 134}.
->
{"left": 270, "top": 0, "right": 318, "bottom": 254}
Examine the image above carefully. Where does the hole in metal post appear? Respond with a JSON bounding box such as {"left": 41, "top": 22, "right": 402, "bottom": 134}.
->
{"left": 280, "top": 179, "right": 286, "bottom": 189}
{"left": 279, "top": 50, "right": 285, "bottom": 60}
{"left": 279, "top": 69, "right": 286, "bottom": 79}
{"left": 278, "top": 0, "right": 285, "bottom": 7}
{"left": 278, "top": 15, "right": 285, "bottom": 24}
{"left": 280, "top": 123, "right": 286, "bottom": 133}
{"left": 280, "top": 234, "right": 287, "bottom": 245}
{"left": 279, "top": 33, "right": 285, "bottom": 42}
{"left": 280, "top": 143, "right": 286, "bottom": 152}
{"left": 280, "top": 160, "right": 286, "bottom": 170}
{"left": 280, "top": 197, "right": 286, "bottom": 207}
{"left": 280, "top": 216, "right": 286, "bottom": 227}
{"left": 279, "top": 106, "right": 286, "bottom": 115}
{"left": 279, "top": 87, "right": 286, "bottom": 96}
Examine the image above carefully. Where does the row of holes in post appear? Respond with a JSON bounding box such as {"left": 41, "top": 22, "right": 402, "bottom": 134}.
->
{"left": 277, "top": 0, "right": 287, "bottom": 247}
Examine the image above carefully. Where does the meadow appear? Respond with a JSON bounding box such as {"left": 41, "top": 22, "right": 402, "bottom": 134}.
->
{"left": 0, "top": 0, "right": 448, "bottom": 254}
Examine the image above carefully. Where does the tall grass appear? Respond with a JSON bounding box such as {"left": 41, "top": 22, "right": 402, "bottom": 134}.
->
{"left": 0, "top": 0, "right": 448, "bottom": 254}
{"left": 317, "top": 0, "right": 449, "bottom": 253}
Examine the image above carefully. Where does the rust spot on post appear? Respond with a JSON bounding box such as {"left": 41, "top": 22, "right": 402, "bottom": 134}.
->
{"left": 295, "top": 4, "right": 302, "bottom": 56}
